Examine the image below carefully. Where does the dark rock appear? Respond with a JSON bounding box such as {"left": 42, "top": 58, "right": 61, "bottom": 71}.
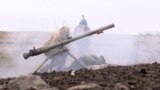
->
{"left": 140, "top": 68, "right": 147, "bottom": 74}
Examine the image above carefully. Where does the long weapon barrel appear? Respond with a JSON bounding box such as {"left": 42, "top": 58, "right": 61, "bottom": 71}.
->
{"left": 23, "top": 24, "right": 114, "bottom": 59}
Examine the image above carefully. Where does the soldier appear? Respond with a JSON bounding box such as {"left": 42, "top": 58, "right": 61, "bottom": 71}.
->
{"left": 74, "top": 15, "right": 91, "bottom": 56}
{"left": 39, "top": 25, "right": 71, "bottom": 72}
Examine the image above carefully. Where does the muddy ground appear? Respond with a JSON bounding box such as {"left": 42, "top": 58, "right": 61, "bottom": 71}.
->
{"left": 0, "top": 62, "right": 160, "bottom": 90}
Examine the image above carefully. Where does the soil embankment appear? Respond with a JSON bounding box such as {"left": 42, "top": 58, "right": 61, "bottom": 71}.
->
{"left": 0, "top": 63, "right": 160, "bottom": 90}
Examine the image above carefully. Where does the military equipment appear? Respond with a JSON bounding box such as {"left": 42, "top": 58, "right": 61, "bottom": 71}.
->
{"left": 23, "top": 24, "right": 114, "bottom": 59}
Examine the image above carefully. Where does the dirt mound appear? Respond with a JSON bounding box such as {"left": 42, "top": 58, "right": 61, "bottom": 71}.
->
{"left": 0, "top": 63, "right": 160, "bottom": 90}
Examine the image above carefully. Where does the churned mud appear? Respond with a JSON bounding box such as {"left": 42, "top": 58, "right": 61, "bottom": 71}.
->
{"left": 0, "top": 62, "right": 160, "bottom": 90}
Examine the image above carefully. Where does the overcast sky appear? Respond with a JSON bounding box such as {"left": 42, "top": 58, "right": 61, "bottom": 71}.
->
{"left": 0, "top": 0, "right": 160, "bottom": 34}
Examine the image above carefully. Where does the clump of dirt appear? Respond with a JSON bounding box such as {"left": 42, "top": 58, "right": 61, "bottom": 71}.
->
{"left": 0, "top": 62, "right": 160, "bottom": 90}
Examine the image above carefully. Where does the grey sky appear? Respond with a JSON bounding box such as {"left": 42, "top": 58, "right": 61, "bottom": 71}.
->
{"left": 0, "top": 0, "right": 160, "bottom": 34}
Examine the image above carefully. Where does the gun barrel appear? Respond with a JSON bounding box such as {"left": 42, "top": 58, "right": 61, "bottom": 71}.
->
{"left": 23, "top": 24, "right": 115, "bottom": 59}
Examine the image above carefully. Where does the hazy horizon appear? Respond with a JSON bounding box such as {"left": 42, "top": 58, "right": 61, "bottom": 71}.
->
{"left": 0, "top": 0, "right": 160, "bottom": 35}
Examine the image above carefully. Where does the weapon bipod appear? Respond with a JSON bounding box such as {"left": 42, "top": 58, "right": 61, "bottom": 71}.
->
{"left": 32, "top": 49, "right": 87, "bottom": 74}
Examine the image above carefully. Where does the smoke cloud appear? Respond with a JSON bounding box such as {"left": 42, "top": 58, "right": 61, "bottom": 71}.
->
{"left": 0, "top": 32, "right": 160, "bottom": 78}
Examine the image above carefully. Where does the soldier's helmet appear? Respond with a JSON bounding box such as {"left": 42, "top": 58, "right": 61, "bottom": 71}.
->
{"left": 79, "top": 15, "right": 87, "bottom": 25}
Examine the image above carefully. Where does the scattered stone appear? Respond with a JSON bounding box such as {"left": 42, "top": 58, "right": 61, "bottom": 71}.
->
{"left": 5, "top": 75, "right": 51, "bottom": 90}
{"left": 67, "top": 83, "right": 103, "bottom": 90}
{"left": 113, "top": 83, "right": 130, "bottom": 90}
{"left": 70, "top": 70, "right": 75, "bottom": 76}
{"left": 140, "top": 68, "right": 147, "bottom": 74}
{"left": 0, "top": 63, "right": 160, "bottom": 90}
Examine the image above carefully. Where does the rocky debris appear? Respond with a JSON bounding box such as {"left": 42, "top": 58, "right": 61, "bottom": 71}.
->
{"left": 66, "top": 83, "right": 103, "bottom": 90}
{"left": 68, "top": 55, "right": 106, "bottom": 70}
{"left": 113, "top": 83, "right": 130, "bottom": 90}
{"left": 4, "top": 75, "right": 58, "bottom": 90}
{"left": 0, "top": 63, "right": 160, "bottom": 90}
{"left": 70, "top": 70, "right": 75, "bottom": 76}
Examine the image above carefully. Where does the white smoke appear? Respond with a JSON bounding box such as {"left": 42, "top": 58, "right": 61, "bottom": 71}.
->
{"left": 0, "top": 31, "right": 160, "bottom": 78}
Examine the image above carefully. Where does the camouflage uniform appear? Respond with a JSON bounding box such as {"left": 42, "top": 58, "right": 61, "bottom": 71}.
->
{"left": 39, "top": 26, "right": 70, "bottom": 72}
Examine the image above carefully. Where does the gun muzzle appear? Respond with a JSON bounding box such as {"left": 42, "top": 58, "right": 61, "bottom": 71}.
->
{"left": 23, "top": 53, "right": 30, "bottom": 59}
